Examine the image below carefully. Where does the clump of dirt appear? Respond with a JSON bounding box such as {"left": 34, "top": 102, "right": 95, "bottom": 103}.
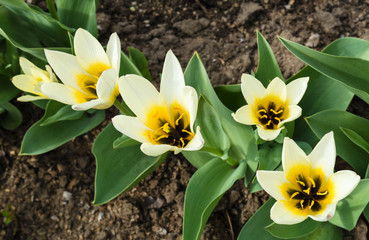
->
{"left": 1, "top": 0, "right": 369, "bottom": 239}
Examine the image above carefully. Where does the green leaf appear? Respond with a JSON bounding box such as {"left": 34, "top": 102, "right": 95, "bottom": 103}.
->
{"left": 280, "top": 37, "right": 369, "bottom": 104}
{"left": 183, "top": 158, "right": 246, "bottom": 240}
{"left": 184, "top": 52, "right": 258, "bottom": 175}
{"left": 112, "top": 134, "right": 139, "bottom": 149}
{"left": 258, "top": 143, "right": 282, "bottom": 170}
{"left": 265, "top": 218, "right": 320, "bottom": 239}
{"left": 119, "top": 51, "right": 143, "bottom": 76}
{"left": 237, "top": 198, "right": 277, "bottom": 240}
{"left": 340, "top": 127, "right": 369, "bottom": 154}
{"left": 0, "top": 101, "right": 22, "bottom": 130}
{"left": 255, "top": 31, "right": 284, "bottom": 85}
{"left": 297, "top": 222, "right": 342, "bottom": 240}
{"left": 40, "top": 105, "right": 84, "bottom": 126}
{"left": 182, "top": 150, "right": 215, "bottom": 169}
{"left": 93, "top": 124, "right": 166, "bottom": 205}
{"left": 214, "top": 84, "right": 245, "bottom": 112}
{"left": 20, "top": 101, "right": 104, "bottom": 155}
{"left": 329, "top": 179, "right": 369, "bottom": 231}
{"left": 128, "top": 47, "right": 151, "bottom": 81}
{"left": 55, "top": 0, "right": 98, "bottom": 37}
{"left": 364, "top": 204, "right": 369, "bottom": 223}
{"left": 0, "top": 74, "right": 19, "bottom": 103}
{"left": 306, "top": 110, "right": 369, "bottom": 176}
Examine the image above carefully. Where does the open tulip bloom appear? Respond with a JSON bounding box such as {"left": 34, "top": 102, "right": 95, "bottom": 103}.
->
{"left": 112, "top": 50, "right": 204, "bottom": 156}
{"left": 41, "top": 28, "right": 121, "bottom": 110}
{"left": 12, "top": 57, "right": 57, "bottom": 102}
{"left": 232, "top": 74, "right": 309, "bottom": 141}
{"left": 257, "top": 132, "right": 360, "bottom": 225}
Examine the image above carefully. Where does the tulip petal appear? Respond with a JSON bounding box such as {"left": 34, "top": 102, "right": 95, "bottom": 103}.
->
{"left": 140, "top": 143, "right": 174, "bottom": 157}
{"left": 17, "top": 95, "right": 47, "bottom": 102}
{"left": 96, "top": 68, "right": 118, "bottom": 100}
{"left": 287, "top": 77, "right": 309, "bottom": 105}
{"left": 309, "top": 203, "right": 336, "bottom": 222}
{"left": 19, "top": 57, "right": 34, "bottom": 75}
{"left": 308, "top": 132, "right": 336, "bottom": 177}
{"left": 282, "top": 137, "right": 310, "bottom": 182}
{"left": 257, "top": 171, "right": 287, "bottom": 200}
{"left": 271, "top": 200, "right": 308, "bottom": 225}
{"left": 12, "top": 75, "right": 39, "bottom": 94}
{"left": 278, "top": 105, "right": 301, "bottom": 127}
{"left": 179, "top": 86, "right": 198, "bottom": 130}
{"left": 74, "top": 28, "right": 111, "bottom": 76}
{"left": 240, "top": 74, "right": 265, "bottom": 105}
{"left": 106, "top": 32, "right": 121, "bottom": 71}
{"left": 257, "top": 126, "right": 282, "bottom": 141}
{"left": 112, "top": 115, "right": 150, "bottom": 143}
{"left": 232, "top": 105, "right": 256, "bottom": 126}
{"left": 41, "top": 82, "right": 86, "bottom": 106}
{"left": 328, "top": 170, "right": 360, "bottom": 203}
{"left": 160, "top": 50, "right": 185, "bottom": 105}
{"left": 45, "top": 49, "right": 90, "bottom": 92}
{"left": 119, "top": 74, "right": 166, "bottom": 121}
{"left": 183, "top": 126, "right": 204, "bottom": 152}
{"left": 72, "top": 98, "right": 110, "bottom": 111}
{"left": 264, "top": 77, "right": 287, "bottom": 102}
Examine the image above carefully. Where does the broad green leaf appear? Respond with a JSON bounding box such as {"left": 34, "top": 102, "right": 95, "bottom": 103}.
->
{"left": 128, "top": 47, "right": 151, "bottom": 81}
{"left": 93, "top": 123, "right": 166, "bottom": 205}
{"left": 214, "top": 84, "right": 245, "bottom": 112}
{"left": 258, "top": 143, "right": 282, "bottom": 170}
{"left": 280, "top": 37, "right": 369, "bottom": 104}
{"left": 55, "top": 0, "right": 98, "bottom": 37}
{"left": 297, "top": 222, "right": 342, "bottom": 240}
{"left": 0, "top": 101, "right": 22, "bottom": 130}
{"left": 183, "top": 158, "right": 246, "bottom": 240}
{"left": 112, "top": 134, "right": 139, "bottom": 149}
{"left": 255, "top": 31, "right": 284, "bottom": 85}
{"left": 306, "top": 110, "right": 369, "bottom": 176}
{"left": 20, "top": 101, "right": 104, "bottom": 155}
{"left": 364, "top": 204, "right": 369, "bottom": 223}
{"left": 184, "top": 52, "right": 257, "bottom": 174}
{"left": 265, "top": 218, "right": 320, "bottom": 239}
{"left": 182, "top": 150, "right": 214, "bottom": 169}
{"left": 5, "top": 38, "right": 19, "bottom": 74}
{"left": 119, "top": 51, "right": 143, "bottom": 77}
{"left": 329, "top": 179, "right": 369, "bottom": 231}
{"left": 0, "top": 74, "right": 19, "bottom": 103}
{"left": 340, "top": 127, "right": 369, "bottom": 154}
{"left": 237, "top": 198, "right": 277, "bottom": 240}
{"left": 40, "top": 105, "right": 84, "bottom": 126}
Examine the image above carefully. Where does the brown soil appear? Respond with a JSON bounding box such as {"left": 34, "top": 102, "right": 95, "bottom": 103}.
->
{"left": 1, "top": 0, "right": 369, "bottom": 239}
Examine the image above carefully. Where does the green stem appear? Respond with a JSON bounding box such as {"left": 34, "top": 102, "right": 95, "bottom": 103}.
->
{"left": 114, "top": 100, "right": 131, "bottom": 115}
{"left": 46, "top": 0, "right": 59, "bottom": 20}
{"left": 225, "top": 157, "right": 238, "bottom": 167}
{"left": 201, "top": 146, "right": 223, "bottom": 157}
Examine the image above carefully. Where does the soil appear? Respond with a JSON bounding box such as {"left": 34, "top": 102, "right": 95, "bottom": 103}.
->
{"left": 1, "top": 0, "right": 369, "bottom": 239}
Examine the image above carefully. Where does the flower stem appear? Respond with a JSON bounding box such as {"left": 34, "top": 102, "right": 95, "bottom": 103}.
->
{"left": 46, "top": 0, "right": 59, "bottom": 20}
{"left": 114, "top": 100, "right": 131, "bottom": 115}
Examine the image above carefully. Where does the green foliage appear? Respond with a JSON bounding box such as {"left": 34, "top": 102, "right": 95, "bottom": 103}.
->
{"left": 0, "top": 101, "right": 22, "bottom": 130}
{"left": 183, "top": 158, "right": 246, "bottom": 240}
{"left": 93, "top": 124, "right": 167, "bottom": 205}
{"left": 128, "top": 47, "right": 151, "bottom": 81}
{"left": 20, "top": 101, "right": 105, "bottom": 155}
{"left": 214, "top": 84, "right": 244, "bottom": 112}
{"left": 266, "top": 218, "right": 320, "bottom": 239}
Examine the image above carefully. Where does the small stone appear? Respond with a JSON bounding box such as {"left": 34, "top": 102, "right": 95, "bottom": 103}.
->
{"left": 173, "top": 19, "right": 203, "bottom": 35}
{"left": 62, "top": 191, "right": 72, "bottom": 201}
{"left": 152, "top": 226, "right": 167, "bottom": 236}
{"left": 234, "top": 2, "right": 263, "bottom": 26}
{"left": 97, "top": 212, "right": 104, "bottom": 222}
{"left": 77, "top": 157, "right": 88, "bottom": 169}
{"left": 305, "top": 33, "right": 320, "bottom": 48}
{"left": 229, "top": 190, "right": 240, "bottom": 205}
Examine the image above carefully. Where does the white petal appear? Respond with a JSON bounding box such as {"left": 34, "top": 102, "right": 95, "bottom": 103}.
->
{"left": 96, "top": 68, "right": 118, "bottom": 100}
{"left": 44, "top": 49, "right": 89, "bottom": 92}
{"left": 232, "top": 105, "right": 256, "bottom": 125}
{"left": 140, "top": 143, "right": 174, "bottom": 156}
{"left": 112, "top": 115, "right": 150, "bottom": 143}
{"left": 19, "top": 57, "right": 35, "bottom": 76}
{"left": 106, "top": 32, "right": 121, "bottom": 71}
{"left": 257, "top": 126, "right": 282, "bottom": 141}
{"left": 240, "top": 74, "right": 265, "bottom": 105}
{"left": 160, "top": 50, "right": 185, "bottom": 105}
{"left": 287, "top": 77, "right": 309, "bottom": 105}
{"left": 278, "top": 105, "right": 302, "bottom": 127}
{"left": 329, "top": 170, "right": 360, "bottom": 203}
{"left": 72, "top": 99, "right": 111, "bottom": 110}
{"left": 183, "top": 126, "right": 204, "bottom": 151}
{"left": 179, "top": 86, "right": 198, "bottom": 130}
{"left": 41, "top": 82, "right": 85, "bottom": 106}
{"left": 264, "top": 77, "right": 287, "bottom": 102}
{"left": 74, "top": 28, "right": 111, "bottom": 73}
{"left": 282, "top": 137, "right": 310, "bottom": 173}
{"left": 308, "top": 132, "right": 336, "bottom": 177}
{"left": 256, "top": 171, "right": 287, "bottom": 200}
{"left": 309, "top": 203, "right": 336, "bottom": 222}
{"left": 119, "top": 74, "right": 165, "bottom": 121}
{"left": 12, "top": 75, "right": 39, "bottom": 94}
{"left": 17, "top": 95, "right": 47, "bottom": 102}
{"left": 271, "top": 201, "right": 308, "bottom": 225}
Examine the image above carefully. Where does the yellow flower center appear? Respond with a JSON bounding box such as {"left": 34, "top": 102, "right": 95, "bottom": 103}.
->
{"left": 255, "top": 97, "right": 287, "bottom": 130}
{"left": 145, "top": 103, "right": 194, "bottom": 148}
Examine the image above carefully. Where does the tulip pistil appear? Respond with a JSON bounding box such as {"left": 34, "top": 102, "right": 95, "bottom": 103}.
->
{"left": 257, "top": 102, "right": 285, "bottom": 130}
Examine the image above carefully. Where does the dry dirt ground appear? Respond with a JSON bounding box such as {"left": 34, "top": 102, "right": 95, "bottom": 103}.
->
{"left": 1, "top": 0, "right": 369, "bottom": 239}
